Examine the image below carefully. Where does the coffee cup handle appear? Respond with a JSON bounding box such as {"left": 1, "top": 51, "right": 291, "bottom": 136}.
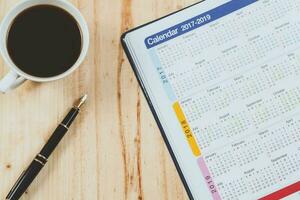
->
{"left": 0, "top": 70, "right": 26, "bottom": 93}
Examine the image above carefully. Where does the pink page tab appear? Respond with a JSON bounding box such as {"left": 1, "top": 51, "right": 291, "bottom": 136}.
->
{"left": 198, "top": 157, "right": 222, "bottom": 200}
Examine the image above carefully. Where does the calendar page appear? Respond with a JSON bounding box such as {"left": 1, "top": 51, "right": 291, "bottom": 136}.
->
{"left": 122, "top": 0, "right": 300, "bottom": 199}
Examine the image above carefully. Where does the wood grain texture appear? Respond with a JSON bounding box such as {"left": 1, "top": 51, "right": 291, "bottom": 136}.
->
{"left": 0, "top": 0, "right": 197, "bottom": 199}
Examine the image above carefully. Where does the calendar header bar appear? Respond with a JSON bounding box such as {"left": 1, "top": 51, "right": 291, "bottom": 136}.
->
{"left": 144, "top": 0, "right": 258, "bottom": 49}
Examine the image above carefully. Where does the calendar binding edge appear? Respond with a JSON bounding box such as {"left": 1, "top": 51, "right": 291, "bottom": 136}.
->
{"left": 120, "top": 1, "right": 208, "bottom": 200}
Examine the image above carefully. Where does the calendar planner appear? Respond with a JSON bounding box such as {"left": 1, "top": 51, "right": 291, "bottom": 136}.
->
{"left": 122, "top": 0, "right": 300, "bottom": 199}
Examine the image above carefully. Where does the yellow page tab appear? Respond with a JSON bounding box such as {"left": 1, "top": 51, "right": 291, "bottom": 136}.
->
{"left": 173, "top": 102, "right": 201, "bottom": 156}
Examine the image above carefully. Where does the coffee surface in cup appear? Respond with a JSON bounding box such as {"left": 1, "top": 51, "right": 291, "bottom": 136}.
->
{"left": 7, "top": 5, "right": 82, "bottom": 78}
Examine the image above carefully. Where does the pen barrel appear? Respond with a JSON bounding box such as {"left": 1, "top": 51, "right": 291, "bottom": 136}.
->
{"left": 40, "top": 108, "right": 79, "bottom": 158}
{"left": 61, "top": 107, "right": 80, "bottom": 127}
{"left": 6, "top": 160, "right": 44, "bottom": 200}
{"left": 6, "top": 102, "right": 84, "bottom": 200}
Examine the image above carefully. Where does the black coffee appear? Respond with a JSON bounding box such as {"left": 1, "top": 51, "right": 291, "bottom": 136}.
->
{"left": 7, "top": 5, "right": 82, "bottom": 78}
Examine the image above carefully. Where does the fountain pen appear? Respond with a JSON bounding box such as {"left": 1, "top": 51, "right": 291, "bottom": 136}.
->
{"left": 6, "top": 94, "right": 88, "bottom": 200}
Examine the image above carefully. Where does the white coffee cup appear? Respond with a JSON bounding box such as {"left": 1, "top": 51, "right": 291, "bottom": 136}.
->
{"left": 0, "top": 0, "right": 89, "bottom": 93}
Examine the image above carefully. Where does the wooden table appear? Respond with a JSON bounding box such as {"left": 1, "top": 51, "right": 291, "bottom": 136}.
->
{"left": 0, "top": 0, "right": 196, "bottom": 199}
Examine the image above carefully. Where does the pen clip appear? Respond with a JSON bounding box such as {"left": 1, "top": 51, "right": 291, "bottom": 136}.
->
{"left": 6, "top": 170, "right": 26, "bottom": 200}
